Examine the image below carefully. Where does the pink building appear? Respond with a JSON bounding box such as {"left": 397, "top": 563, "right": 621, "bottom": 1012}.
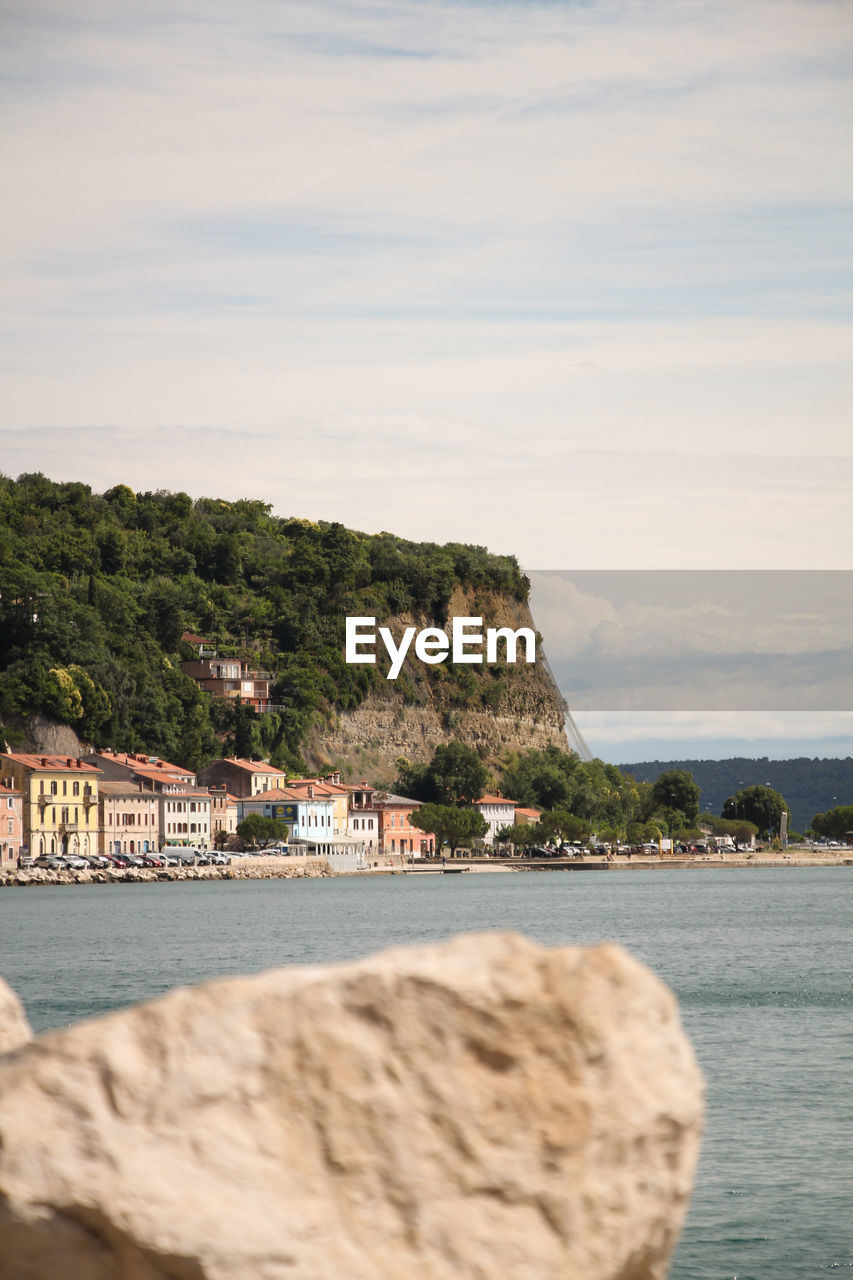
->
{"left": 98, "top": 782, "right": 161, "bottom": 856}
{"left": 0, "top": 778, "right": 23, "bottom": 867}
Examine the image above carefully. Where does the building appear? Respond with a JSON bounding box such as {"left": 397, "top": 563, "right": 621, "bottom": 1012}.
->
{"left": 238, "top": 786, "right": 336, "bottom": 845}
{"left": 285, "top": 776, "right": 351, "bottom": 835}
{"left": 208, "top": 785, "right": 240, "bottom": 845}
{"left": 159, "top": 790, "right": 212, "bottom": 848}
{"left": 472, "top": 794, "right": 517, "bottom": 844}
{"left": 0, "top": 777, "right": 23, "bottom": 867}
{"left": 374, "top": 793, "right": 433, "bottom": 858}
{"left": 198, "top": 758, "right": 287, "bottom": 799}
{"left": 180, "top": 634, "right": 273, "bottom": 712}
{"left": 83, "top": 751, "right": 196, "bottom": 789}
{"left": 0, "top": 753, "right": 102, "bottom": 858}
{"left": 347, "top": 783, "right": 380, "bottom": 861}
{"left": 514, "top": 807, "right": 541, "bottom": 827}
{"left": 98, "top": 781, "right": 160, "bottom": 856}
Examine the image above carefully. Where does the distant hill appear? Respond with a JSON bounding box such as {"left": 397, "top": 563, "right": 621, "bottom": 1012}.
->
{"left": 617, "top": 758, "right": 853, "bottom": 833}
{"left": 0, "top": 474, "right": 566, "bottom": 779}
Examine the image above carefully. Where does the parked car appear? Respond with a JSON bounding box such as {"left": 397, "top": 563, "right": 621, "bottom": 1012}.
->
{"left": 63, "top": 855, "right": 89, "bottom": 870}
{"left": 106, "top": 854, "right": 129, "bottom": 868}
{"left": 209, "top": 852, "right": 231, "bottom": 865}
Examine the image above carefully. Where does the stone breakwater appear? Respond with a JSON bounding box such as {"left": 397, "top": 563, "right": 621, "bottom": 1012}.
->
{"left": 0, "top": 856, "right": 333, "bottom": 888}
{"left": 0, "top": 933, "right": 704, "bottom": 1280}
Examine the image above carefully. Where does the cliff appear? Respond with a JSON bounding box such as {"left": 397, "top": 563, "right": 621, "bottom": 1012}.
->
{"left": 0, "top": 476, "right": 567, "bottom": 774}
{"left": 308, "top": 585, "right": 568, "bottom": 780}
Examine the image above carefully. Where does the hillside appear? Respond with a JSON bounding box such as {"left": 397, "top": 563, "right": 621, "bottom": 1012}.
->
{"left": 618, "top": 757, "right": 853, "bottom": 833}
{"left": 0, "top": 474, "right": 567, "bottom": 776}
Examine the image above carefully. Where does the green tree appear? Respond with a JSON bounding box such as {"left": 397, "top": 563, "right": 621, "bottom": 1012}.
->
{"left": 722, "top": 785, "right": 790, "bottom": 838}
{"left": 499, "top": 744, "right": 580, "bottom": 810}
{"left": 651, "top": 770, "right": 700, "bottom": 824}
{"left": 811, "top": 804, "right": 853, "bottom": 840}
{"left": 397, "top": 742, "right": 490, "bottom": 806}
{"left": 236, "top": 814, "right": 291, "bottom": 848}
{"left": 411, "top": 803, "right": 488, "bottom": 857}
{"left": 538, "top": 809, "right": 588, "bottom": 844}
{"left": 495, "top": 823, "right": 538, "bottom": 849}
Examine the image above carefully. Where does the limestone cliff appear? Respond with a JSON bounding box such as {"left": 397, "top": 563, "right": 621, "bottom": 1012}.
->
{"left": 307, "top": 585, "right": 568, "bottom": 780}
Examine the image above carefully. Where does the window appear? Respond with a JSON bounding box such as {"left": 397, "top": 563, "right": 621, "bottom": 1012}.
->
{"left": 51, "top": 781, "right": 57, "bottom": 795}
{"left": 6, "top": 797, "right": 12, "bottom": 808}
{"left": 73, "top": 781, "right": 79, "bottom": 796}
{"left": 6, "top": 819, "right": 12, "bottom": 834}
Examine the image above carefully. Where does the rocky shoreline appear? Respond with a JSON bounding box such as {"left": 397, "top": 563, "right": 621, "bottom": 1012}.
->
{"left": 0, "top": 856, "right": 333, "bottom": 888}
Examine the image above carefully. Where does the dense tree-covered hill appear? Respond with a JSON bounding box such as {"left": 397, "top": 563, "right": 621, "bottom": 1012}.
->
{"left": 0, "top": 474, "right": 530, "bottom": 771}
{"left": 618, "top": 757, "right": 853, "bottom": 833}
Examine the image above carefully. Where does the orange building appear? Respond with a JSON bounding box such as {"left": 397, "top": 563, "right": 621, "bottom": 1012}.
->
{"left": 375, "top": 793, "right": 434, "bottom": 858}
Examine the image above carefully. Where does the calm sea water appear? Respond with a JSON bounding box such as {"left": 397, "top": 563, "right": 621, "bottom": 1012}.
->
{"left": 2, "top": 868, "right": 851, "bottom": 1279}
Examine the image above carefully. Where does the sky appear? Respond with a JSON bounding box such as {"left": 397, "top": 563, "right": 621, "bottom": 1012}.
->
{"left": 2, "top": 0, "right": 851, "bottom": 760}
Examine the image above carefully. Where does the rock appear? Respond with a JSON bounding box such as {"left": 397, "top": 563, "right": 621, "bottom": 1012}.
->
{"left": 0, "top": 976, "right": 32, "bottom": 1055}
{"left": 0, "top": 934, "right": 703, "bottom": 1280}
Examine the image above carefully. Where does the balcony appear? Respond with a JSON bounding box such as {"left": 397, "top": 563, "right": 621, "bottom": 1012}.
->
{"left": 60, "top": 823, "right": 78, "bottom": 834}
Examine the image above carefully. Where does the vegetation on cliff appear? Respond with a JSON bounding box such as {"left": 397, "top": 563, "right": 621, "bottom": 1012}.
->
{"left": 0, "top": 474, "right": 529, "bottom": 769}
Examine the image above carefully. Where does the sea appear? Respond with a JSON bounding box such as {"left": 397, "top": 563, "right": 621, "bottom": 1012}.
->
{"left": 2, "top": 867, "right": 851, "bottom": 1279}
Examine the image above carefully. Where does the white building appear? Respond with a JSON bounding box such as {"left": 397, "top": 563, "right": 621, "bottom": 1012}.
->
{"left": 159, "top": 789, "right": 212, "bottom": 848}
{"left": 472, "top": 794, "right": 517, "bottom": 845}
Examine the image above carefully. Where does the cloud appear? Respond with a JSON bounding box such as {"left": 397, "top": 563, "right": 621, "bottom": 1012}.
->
{"left": 574, "top": 710, "right": 853, "bottom": 762}
{"left": 530, "top": 570, "right": 853, "bottom": 710}
{"left": 0, "top": 0, "right": 850, "bottom": 576}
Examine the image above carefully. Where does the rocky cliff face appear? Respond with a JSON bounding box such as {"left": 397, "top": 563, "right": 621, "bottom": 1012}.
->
{"left": 309, "top": 585, "right": 568, "bottom": 780}
{"left": 0, "top": 934, "right": 704, "bottom": 1280}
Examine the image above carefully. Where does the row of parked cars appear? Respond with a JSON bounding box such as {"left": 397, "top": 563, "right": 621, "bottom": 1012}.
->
{"left": 27, "top": 850, "right": 232, "bottom": 871}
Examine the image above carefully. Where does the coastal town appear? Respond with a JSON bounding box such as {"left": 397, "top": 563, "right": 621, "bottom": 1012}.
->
{"left": 0, "top": 743, "right": 549, "bottom": 875}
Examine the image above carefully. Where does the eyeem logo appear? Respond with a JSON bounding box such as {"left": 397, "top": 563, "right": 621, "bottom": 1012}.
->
{"left": 346, "top": 616, "right": 536, "bottom": 680}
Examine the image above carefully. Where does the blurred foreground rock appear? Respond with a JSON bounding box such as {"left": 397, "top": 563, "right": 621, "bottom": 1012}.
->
{"left": 0, "top": 934, "right": 703, "bottom": 1280}
{"left": 0, "top": 977, "right": 31, "bottom": 1055}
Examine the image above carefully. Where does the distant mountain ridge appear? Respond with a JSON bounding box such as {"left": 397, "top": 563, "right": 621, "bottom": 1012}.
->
{"left": 617, "top": 757, "right": 853, "bottom": 833}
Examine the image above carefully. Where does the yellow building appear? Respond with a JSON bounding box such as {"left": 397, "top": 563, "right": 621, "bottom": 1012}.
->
{"left": 0, "top": 753, "right": 102, "bottom": 858}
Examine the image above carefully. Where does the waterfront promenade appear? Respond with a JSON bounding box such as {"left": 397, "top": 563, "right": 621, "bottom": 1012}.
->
{"left": 1, "top": 847, "right": 849, "bottom": 888}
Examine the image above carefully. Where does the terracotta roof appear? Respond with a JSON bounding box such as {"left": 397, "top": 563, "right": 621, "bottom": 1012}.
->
{"left": 181, "top": 632, "right": 208, "bottom": 644}
{"left": 3, "top": 754, "right": 101, "bottom": 774}
{"left": 89, "top": 752, "right": 193, "bottom": 776}
{"left": 98, "top": 781, "right": 149, "bottom": 796}
{"left": 474, "top": 795, "right": 516, "bottom": 806}
{"left": 130, "top": 765, "right": 190, "bottom": 784}
{"left": 286, "top": 779, "right": 350, "bottom": 796}
{"left": 514, "top": 807, "right": 542, "bottom": 819}
{"left": 221, "top": 758, "right": 286, "bottom": 775}
{"left": 243, "top": 787, "right": 323, "bottom": 803}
